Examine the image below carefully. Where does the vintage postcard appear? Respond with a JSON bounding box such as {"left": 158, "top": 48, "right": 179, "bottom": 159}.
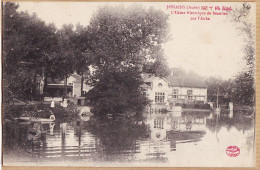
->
{"left": 2, "top": 1, "right": 256, "bottom": 168}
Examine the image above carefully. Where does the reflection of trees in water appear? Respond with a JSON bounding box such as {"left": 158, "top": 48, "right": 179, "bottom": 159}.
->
{"left": 182, "top": 111, "right": 209, "bottom": 117}
{"left": 206, "top": 114, "right": 222, "bottom": 133}
{"left": 166, "top": 131, "right": 206, "bottom": 144}
{"left": 87, "top": 118, "right": 150, "bottom": 157}
{"left": 3, "top": 122, "right": 23, "bottom": 149}
{"left": 3, "top": 121, "right": 44, "bottom": 159}
{"left": 246, "top": 131, "right": 254, "bottom": 151}
{"left": 3, "top": 122, "right": 37, "bottom": 149}
{"left": 4, "top": 110, "right": 254, "bottom": 163}
{"left": 206, "top": 111, "right": 254, "bottom": 133}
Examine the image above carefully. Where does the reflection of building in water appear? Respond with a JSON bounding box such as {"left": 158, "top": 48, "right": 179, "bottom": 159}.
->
{"left": 3, "top": 108, "right": 255, "bottom": 164}
{"left": 229, "top": 110, "right": 233, "bottom": 118}
{"left": 136, "top": 112, "right": 206, "bottom": 161}
{"left": 145, "top": 111, "right": 208, "bottom": 133}
{"left": 179, "top": 113, "right": 206, "bottom": 132}
{"left": 146, "top": 113, "right": 171, "bottom": 141}
{"left": 136, "top": 113, "right": 171, "bottom": 161}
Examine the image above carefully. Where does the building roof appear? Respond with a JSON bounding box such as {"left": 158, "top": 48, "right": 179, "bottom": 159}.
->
{"left": 166, "top": 75, "right": 207, "bottom": 88}
{"left": 142, "top": 73, "right": 207, "bottom": 88}
{"left": 142, "top": 73, "right": 153, "bottom": 81}
{"left": 141, "top": 83, "right": 151, "bottom": 89}
{"left": 142, "top": 73, "right": 169, "bottom": 84}
{"left": 47, "top": 74, "right": 81, "bottom": 84}
{"left": 47, "top": 77, "right": 63, "bottom": 84}
{"left": 69, "top": 74, "right": 82, "bottom": 83}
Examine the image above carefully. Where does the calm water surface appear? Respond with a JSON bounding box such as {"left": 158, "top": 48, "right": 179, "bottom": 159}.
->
{"left": 3, "top": 110, "right": 255, "bottom": 167}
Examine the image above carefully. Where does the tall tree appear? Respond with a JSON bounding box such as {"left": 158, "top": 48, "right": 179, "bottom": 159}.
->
{"left": 86, "top": 5, "right": 170, "bottom": 115}
{"left": 73, "top": 23, "right": 93, "bottom": 96}
{"left": 3, "top": 2, "right": 59, "bottom": 101}
{"left": 51, "top": 24, "right": 76, "bottom": 97}
{"left": 229, "top": 3, "right": 255, "bottom": 106}
{"left": 87, "top": 5, "right": 170, "bottom": 77}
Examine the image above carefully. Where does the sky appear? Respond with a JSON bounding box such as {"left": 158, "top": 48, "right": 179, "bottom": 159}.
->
{"left": 17, "top": 2, "right": 256, "bottom": 80}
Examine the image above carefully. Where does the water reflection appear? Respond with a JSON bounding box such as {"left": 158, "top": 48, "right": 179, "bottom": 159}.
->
{"left": 3, "top": 109, "right": 255, "bottom": 166}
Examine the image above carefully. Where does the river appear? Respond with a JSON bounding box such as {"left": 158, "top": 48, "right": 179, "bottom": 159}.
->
{"left": 3, "top": 109, "right": 255, "bottom": 167}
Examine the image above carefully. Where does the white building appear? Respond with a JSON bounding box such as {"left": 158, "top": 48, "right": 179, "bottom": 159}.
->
{"left": 142, "top": 73, "right": 207, "bottom": 106}
{"left": 167, "top": 75, "right": 207, "bottom": 104}
{"left": 142, "top": 74, "right": 172, "bottom": 105}
{"left": 44, "top": 73, "right": 92, "bottom": 102}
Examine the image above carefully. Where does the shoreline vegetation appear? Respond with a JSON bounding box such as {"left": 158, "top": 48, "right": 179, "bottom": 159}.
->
{"left": 3, "top": 103, "right": 79, "bottom": 122}
{"left": 3, "top": 101, "right": 255, "bottom": 124}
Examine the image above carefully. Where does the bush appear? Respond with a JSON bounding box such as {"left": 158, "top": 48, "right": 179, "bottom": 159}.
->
{"left": 87, "top": 69, "right": 149, "bottom": 117}
{"left": 181, "top": 103, "right": 210, "bottom": 109}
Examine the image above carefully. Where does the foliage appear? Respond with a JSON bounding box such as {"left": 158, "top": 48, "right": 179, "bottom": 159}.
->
{"left": 206, "top": 3, "right": 255, "bottom": 107}
{"left": 87, "top": 5, "right": 170, "bottom": 78}
{"left": 3, "top": 3, "right": 92, "bottom": 100}
{"left": 72, "top": 23, "right": 93, "bottom": 96}
{"left": 142, "top": 48, "right": 171, "bottom": 78}
{"left": 85, "top": 5, "right": 170, "bottom": 115}
{"left": 230, "top": 3, "right": 255, "bottom": 106}
{"left": 205, "top": 77, "right": 233, "bottom": 104}
{"left": 232, "top": 72, "right": 255, "bottom": 106}
{"left": 3, "top": 103, "right": 79, "bottom": 122}
{"left": 87, "top": 68, "right": 149, "bottom": 116}
{"left": 50, "top": 24, "right": 76, "bottom": 80}
{"left": 87, "top": 117, "right": 149, "bottom": 153}
{"left": 206, "top": 74, "right": 254, "bottom": 106}
{"left": 3, "top": 3, "right": 170, "bottom": 117}
{"left": 73, "top": 23, "right": 93, "bottom": 75}
{"left": 181, "top": 103, "right": 211, "bottom": 109}
{"left": 3, "top": 2, "right": 59, "bottom": 101}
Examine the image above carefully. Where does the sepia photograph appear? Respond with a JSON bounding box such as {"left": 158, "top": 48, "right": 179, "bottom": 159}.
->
{"left": 2, "top": 1, "right": 256, "bottom": 167}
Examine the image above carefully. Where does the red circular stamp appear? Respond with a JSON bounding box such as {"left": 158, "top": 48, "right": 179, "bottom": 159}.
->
{"left": 226, "top": 146, "right": 240, "bottom": 157}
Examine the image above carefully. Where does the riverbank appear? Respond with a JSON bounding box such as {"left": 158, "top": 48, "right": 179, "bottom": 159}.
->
{"left": 3, "top": 102, "right": 80, "bottom": 122}
{"left": 182, "top": 108, "right": 211, "bottom": 112}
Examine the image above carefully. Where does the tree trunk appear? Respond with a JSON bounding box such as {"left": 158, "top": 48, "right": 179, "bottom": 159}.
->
{"left": 81, "top": 73, "right": 84, "bottom": 96}
{"left": 41, "top": 67, "right": 45, "bottom": 102}
{"left": 31, "top": 71, "right": 37, "bottom": 101}
{"left": 65, "top": 76, "right": 68, "bottom": 98}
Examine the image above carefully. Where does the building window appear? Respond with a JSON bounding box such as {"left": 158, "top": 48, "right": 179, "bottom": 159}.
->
{"left": 173, "top": 89, "right": 179, "bottom": 99}
{"left": 155, "top": 92, "right": 165, "bottom": 103}
{"left": 154, "top": 118, "right": 164, "bottom": 129}
{"left": 158, "top": 83, "right": 162, "bottom": 88}
{"left": 187, "top": 89, "right": 193, "bottom": 99}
